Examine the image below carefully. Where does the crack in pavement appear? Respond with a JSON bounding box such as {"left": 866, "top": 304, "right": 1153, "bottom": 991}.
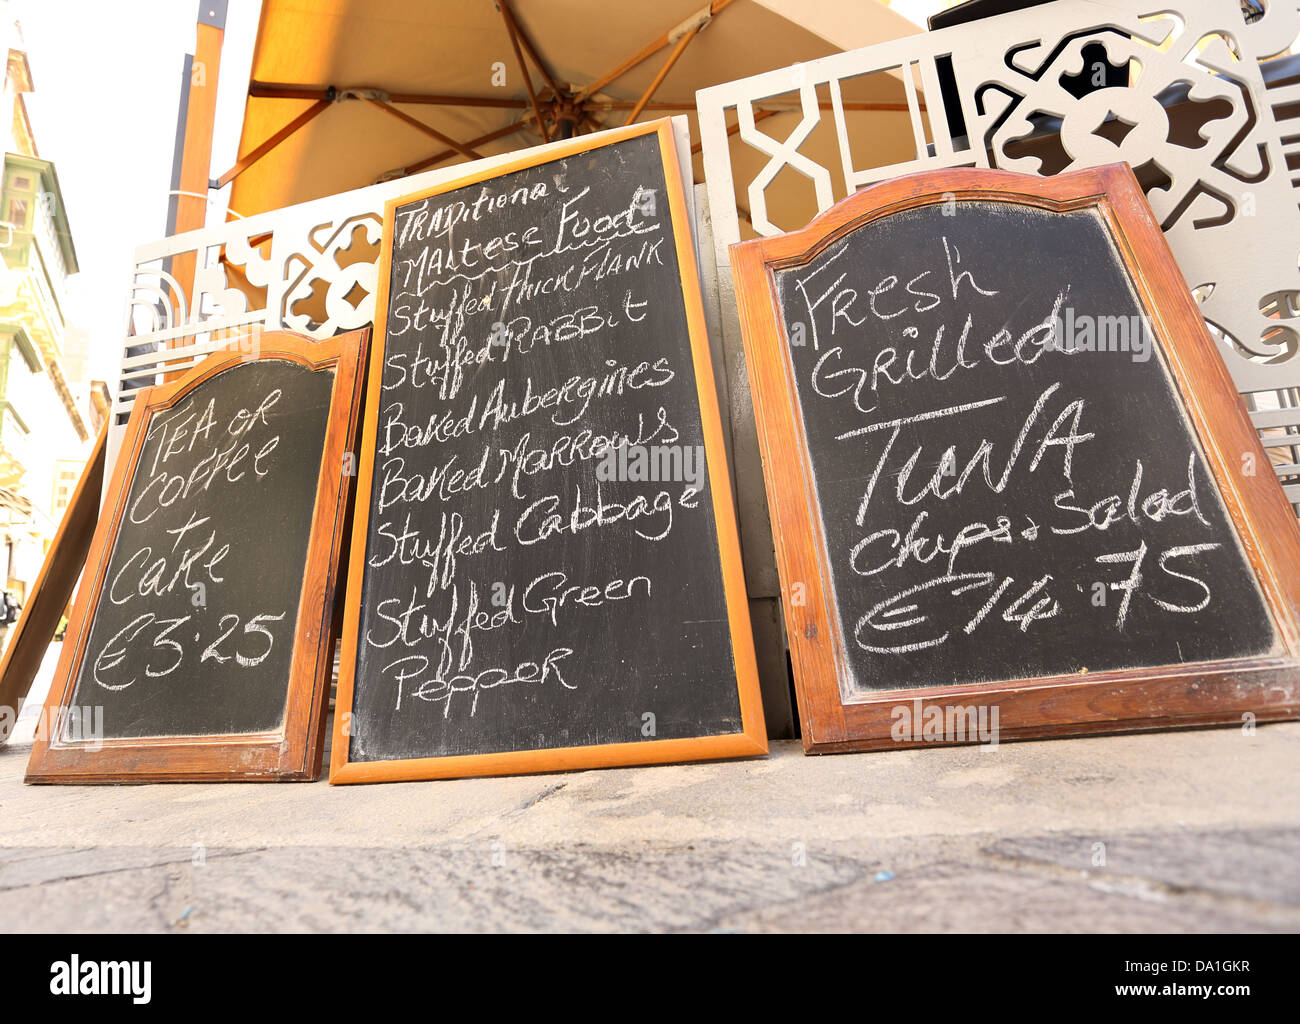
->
{"left": 460, "top": 782, "right": 569, "bottom": 841}
{"left": 0, "top": 845, "right": 272, "bottom": 893}
{"left": 979, "top": 847, "right": 1300, "bottom": 919}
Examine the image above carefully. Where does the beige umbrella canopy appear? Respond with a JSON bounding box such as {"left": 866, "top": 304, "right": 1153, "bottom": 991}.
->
{"left": 221, "top": 0, "right": 923, "bottom": 236}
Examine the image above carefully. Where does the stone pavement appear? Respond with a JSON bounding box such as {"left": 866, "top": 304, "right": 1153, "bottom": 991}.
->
{"left": 0, "top": 709, "right": 1296, "bottom": 932}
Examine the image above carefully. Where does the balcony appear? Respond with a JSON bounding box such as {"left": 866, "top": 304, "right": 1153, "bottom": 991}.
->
{"left": 1, "top": 153, "right": 79, "bottom": 363}
{"left": 0, "top": 398, "right": 31, "bottom": 488}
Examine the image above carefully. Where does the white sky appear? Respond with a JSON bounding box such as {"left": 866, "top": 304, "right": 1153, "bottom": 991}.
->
{"left": 12, "top": 0, "right": 260, "bottom": 388}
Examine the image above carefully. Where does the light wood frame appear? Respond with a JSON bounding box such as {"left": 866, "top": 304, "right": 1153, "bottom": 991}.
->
{"left": 729, "top": 163, "right": 1300, "bottom": 753}
{"left": 26, "top": 330, "right": 367, "bottom": 782}
{"left": 331, "top": 119, "right": 766, "bottom": 783}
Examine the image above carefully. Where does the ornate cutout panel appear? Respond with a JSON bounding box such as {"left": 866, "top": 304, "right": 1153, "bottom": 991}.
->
{"left": 697, "top": 0, "right": 1300, "bottom": 510}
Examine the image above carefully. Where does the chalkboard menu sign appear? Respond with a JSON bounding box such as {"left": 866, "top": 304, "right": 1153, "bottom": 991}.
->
{"left": 26, "top": 330, "right": 366, "bottom": 782}
{"left": 332, "top": 120, "right": 765, "bottom": 783}
{"left": 731, "top": 165, "right": 1300, "bottom": 751}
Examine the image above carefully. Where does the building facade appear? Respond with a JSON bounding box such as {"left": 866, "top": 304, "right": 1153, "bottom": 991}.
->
{"left": 0, "top": 10, "right": 96, "bottom": 612}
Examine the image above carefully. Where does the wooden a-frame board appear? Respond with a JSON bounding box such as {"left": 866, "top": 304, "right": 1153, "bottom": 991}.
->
{"left": 0, "top": 424, "right": 106, "bottom": 746}
{"left": 27, "top": 330, "right": 366, "bottom": 782}
{"left": 730, "top": 163, "right": 1300, "bottom": 752}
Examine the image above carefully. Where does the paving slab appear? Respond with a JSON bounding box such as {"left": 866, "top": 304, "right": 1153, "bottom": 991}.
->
{"left": 0, "top": 716, "right": 1296, "bottom": 932}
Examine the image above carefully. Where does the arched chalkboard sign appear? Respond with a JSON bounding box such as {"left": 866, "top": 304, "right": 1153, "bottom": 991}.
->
{"left": 26, "top": 330, "right": 367, "bottom": 782}
{"left": 731, "top": 164, "right": 1300, "bottom": 751}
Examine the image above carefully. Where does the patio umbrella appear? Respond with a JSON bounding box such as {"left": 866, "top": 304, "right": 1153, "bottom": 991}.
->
{"left": 218, "top": 0, "right": 924, "bottom": 236}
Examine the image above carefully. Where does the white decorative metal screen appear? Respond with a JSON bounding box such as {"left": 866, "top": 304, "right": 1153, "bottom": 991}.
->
{"left": 111, "top": 122, "right": 698, "bottom": 475}
{"left": 696, "top": 0, "right": 1300, "bottom": 512}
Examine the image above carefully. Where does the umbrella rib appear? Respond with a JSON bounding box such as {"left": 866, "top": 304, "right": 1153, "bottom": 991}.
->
{"left": 497, "top": 0, "right": 561, "bottom": 97}
{"left": 577, "top": 0, "right": 736, "bottom": 104}
{"left": 367, "top": 99, "right": 484, "bottom": 161}
{"left": 215, "top": 99, "right": 331, "bottom": 189}
{"left": 248, "top": 81, "right": 526, "bottom": 108}
{"left": 381, "top": 121, "right": 530, "bottom": 181}
{"left": 580, "top": 112, "right": 613, "bottom": 139}
{"left": 593, "top": 100, "right": 926, "bottom": 113}
{"left": 497, "top": 0, "right": 550, "bottom": 142}
{"left": 623, "top": 24, "right": 701, "bottom": 126}
{"left": 591, "top": 100, "right": 696, "bottom": 111}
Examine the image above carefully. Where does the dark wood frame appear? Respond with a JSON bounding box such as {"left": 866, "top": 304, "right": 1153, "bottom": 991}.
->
{"left": 26, "top": 329, "right": 367, "bottom": 782}
{"left": 729, "top": 163, "right": 1300, "bottom": 753}
{"left": 0, "top": 423, "right": 104, "bottom": 745}
{"left": 331, "top": 119, "right": 766, "bottom": 784}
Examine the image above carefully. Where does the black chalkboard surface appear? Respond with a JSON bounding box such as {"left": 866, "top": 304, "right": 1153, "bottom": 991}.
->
{"left": 333, "top": 120, "right": 765, "bottom": 783}
{"left": 775, "top": 201, "right": 1273, "bottom": 690}
{"left": 27, "top": 331, "right": 366, "bottom": 782}
{"left": 69, "top": 358, "right": 332, "bottom": 735}
{"left": 732, "top": 164, "right": 1300, "bottom": 751}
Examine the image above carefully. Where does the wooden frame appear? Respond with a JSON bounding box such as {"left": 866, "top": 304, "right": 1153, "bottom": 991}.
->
{"left": 729, "top": 163, "right": 1300, "bottom": 752}
{"left": 26, "top": 330, "right": 367, "bottom": 782}
{"left": 331, "top": 118, "right": 766, "bottom": 783}
{"left": 0, "top": 424, "right": 104, "bottom": 745}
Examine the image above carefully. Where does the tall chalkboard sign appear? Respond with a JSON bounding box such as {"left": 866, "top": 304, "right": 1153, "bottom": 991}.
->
{"left": 731, "top": 164, "right": 1300, "bottom": 752}
{"left": 332, "top": 120, "right": 765, "bottom": 783}
{"left": 26, "top": 330, "right": 367, "bottom": 782}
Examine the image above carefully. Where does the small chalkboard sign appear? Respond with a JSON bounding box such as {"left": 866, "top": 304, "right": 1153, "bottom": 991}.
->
{"left": 730, "top": 164, "right": 1300, "bottom": 751}
{"left": 332, "top": 120, "right": 765, "bottom": 783}
{"left": 26, "top": 330, "right": 366, "bottom": 782}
